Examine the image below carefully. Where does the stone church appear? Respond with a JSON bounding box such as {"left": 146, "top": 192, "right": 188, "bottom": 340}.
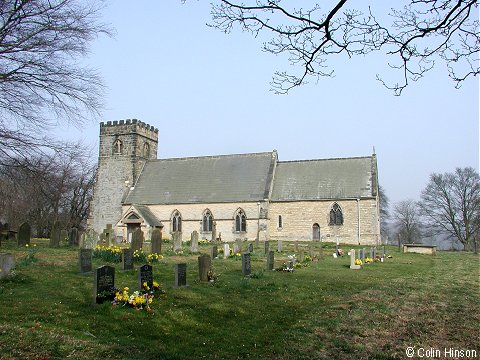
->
{"left": 88, "top": 120, "right": 381, "bottom": 245}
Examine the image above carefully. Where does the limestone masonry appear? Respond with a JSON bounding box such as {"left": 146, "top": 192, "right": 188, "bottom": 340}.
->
{"left": 88, "top": 120, "right": 380, "bottom": 245}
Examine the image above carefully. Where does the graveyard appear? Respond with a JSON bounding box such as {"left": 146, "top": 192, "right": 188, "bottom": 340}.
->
{"left": 0, "top": 235, "right": 478, "bottom": 360}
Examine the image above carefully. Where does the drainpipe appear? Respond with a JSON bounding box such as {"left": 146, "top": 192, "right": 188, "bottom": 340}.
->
{"left": 357, "top": 198, "right": 361, "bottom": 245}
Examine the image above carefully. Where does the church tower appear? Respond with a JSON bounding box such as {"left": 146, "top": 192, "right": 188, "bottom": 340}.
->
{"left": 88, "top": 119, "right": 158, "bottom": 234}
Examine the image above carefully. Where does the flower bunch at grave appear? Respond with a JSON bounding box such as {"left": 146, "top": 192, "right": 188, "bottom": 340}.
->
{"left": 354, "top": 259, "right": 363, "bottom": 265}
{"left": 303, "top": 255, "right": 312, "bottom": 263}
{"left": 229, "top": 252, "right": 241, "bottom": 260}
{"left": 147, "top": 253, "right": 164, "bottom": 263}
{"left": 112, "top": 281, "right": 163, "bottom": 311}
{"left": 294, "top": 262, "right": 308, "bottom": 268}
{"left": 365, "top": 257, "right": 373, "bottom": 264}
{"left": 20, "top": 244, "right": 38, "bottom": 266}
{"left": 93, "top": 245, "right": 122, "bottom": 263}
{"left": 198, "top": 239, "right": 210, "bottom": 246}
{"left": 133, "top": 249, "right": 147, "bottom": 263}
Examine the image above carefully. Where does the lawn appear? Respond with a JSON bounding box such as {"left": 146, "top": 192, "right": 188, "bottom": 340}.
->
{"left": 0, "top": 240, "right": 478, "bottom": 359}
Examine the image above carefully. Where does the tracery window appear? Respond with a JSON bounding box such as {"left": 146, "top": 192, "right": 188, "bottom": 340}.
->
{"left": 172, "top": 210, "right": 182, "bottom": 232}
{"left": 234, "top": 209, "right": 246, "bottom": 232}
{"left": 202, "top": 210, "right": 213, "bottom": 232}
{"left": 329, "top": 203, "right": 344, "bottom": 226}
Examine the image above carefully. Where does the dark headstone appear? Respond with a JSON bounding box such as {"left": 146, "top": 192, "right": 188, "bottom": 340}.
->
{"left": 17, "top": 222, "right": 31, "bottom": 247}
{"left": 79, "top": 249, "right": 92, "bottom": 273}
{"left": 242, "top": 252, "right": 251, "bottom": 276}
{"left": 122, "top": 248, "right": 134, "bottom": 270}
{"left": 94, "top": 265, "right": 115, "bottom": 304}
{"left": 49, "top": 221, "right": 62, "bottom": 247}
{"left": 211, "top": 245, "right": 218, "bottom": 259}
{"left": 138, "top": 264, "right": 153, "bottom": 291}
{"left": 198, "top": 254, "right": 212, "bottom": 282}
{"left": 151, "top": 229, "right": 162, "bottom": 254}
{"left": 264, "top": 241, "right": 270, "bottom": 254}
{"left": 266, "top": 250, "right": 274, "bottom": 270}
{"left": 69, "top": 227, "right": 79, "bottom": 246}
{"left": 174, "top": 263, "right": 187, "bottom": 287}
{"left": 131, "top": 228, "right": 144, "bottom": 252}
{"left": 248, "top": 243, "right": 254, "bottom": 253}
{"left": 362, "top": 248, "right": 366, "bottom": 264}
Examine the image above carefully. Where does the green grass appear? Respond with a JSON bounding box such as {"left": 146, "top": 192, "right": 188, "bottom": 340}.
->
{"left": 0, "top": 240, "right": 478, "bottom": 359}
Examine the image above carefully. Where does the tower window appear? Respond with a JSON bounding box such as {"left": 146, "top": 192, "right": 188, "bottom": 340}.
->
{"left": 278, "top": 215, "right": 283, "bottom": 229}
{"left": 144, "top": 142, "right": 150, "bottom": 158}
{"left": 329, "top": 203, "right": 344, "bottom": 226}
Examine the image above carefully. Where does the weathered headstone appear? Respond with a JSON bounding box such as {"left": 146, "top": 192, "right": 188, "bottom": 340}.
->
{"left": 94, "top": 265, "right": 115, "bottom": 304}
{"left": 350, "top": 249, "right": 361, "bottom": 270}
{"left": 248, "top": 243, "right": 254, "bottom": 253}
{"left": 0, "top": 253, "right": 15, "bottom": 279}
{"left": 242, "top": 252, "right": 251, "bottom": 276}
{"left": 79, "top": 248, "right": 92, "bottom": 273}
{"left": 211, "top": 221, "right": 217, "bottom": 243}
{"left": 370, "top": 247, "right": 374, "bottom": 260}
{"left": 49, "top": 221, "right": 61, "bottom": 247}
{"left": 151, "top": 229, "right": 162, "bottom": 254}
{"left": 190, "top": 230, "right": 199, "bottom": 252}
{"left": 17, "top": 222, "right": 31, "bottom": 247}
{"left": 173, "top": 231, "right": 182, "bottom": 252}
{"left": 69, "top": 227, "right": 79, "bottom": 246}
{"left": 264, "top": 240, "right": 270, "bottom": 254}
{"left": 277, "top": 240, "right": 283, "bottom": 252}
{"left": 85, "top": 229, "right": 98, "bottom": 249}
{"left": 361, "top": 248, "right": 366, "bottom": 264}
{"left": 211, "top": 245, "right": 218, "bottom": 259}
{"left": 294, "top": 240, "right": 299, "bottom": 253}
{"left": 174, "top": 263, "right": 187, "bottom": 287}
{"left": 122, "top": 249, "right": 134, "bottom": 270}
{"left": 373, "top": 247, "right": 377, "bottom": 259}
{"left": 138, "top": 264, "right": 153, "bottom": 291}
{"left": 131, "top": 228, "right": 144, "bottom": 252}
{"left": 223, "top": 243, "right": 230, "bottom": 259}
{"left": 236, "top": 238, "right": 242, "bottom": 253}
{"left": 266, "top": 250, "right": 274, "bottom": 270}
{"left": 198, "top": 254, "right": 212, "bottom": 282}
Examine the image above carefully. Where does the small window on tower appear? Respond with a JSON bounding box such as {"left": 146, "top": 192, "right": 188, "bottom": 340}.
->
{"left": 144, "top": 142, "right": 150, "bottom": 158}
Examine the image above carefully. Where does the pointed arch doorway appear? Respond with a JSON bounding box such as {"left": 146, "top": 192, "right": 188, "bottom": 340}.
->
{"left": 312, "top": 223, "right": 320, "bottom": 241}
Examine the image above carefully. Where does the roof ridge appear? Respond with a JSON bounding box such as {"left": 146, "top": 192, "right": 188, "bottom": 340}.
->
{"left": 278, "top": 155, "right": 372, "bottom": 164}
{"left": 152, "top": 151, "right": 275, "bottom": 162}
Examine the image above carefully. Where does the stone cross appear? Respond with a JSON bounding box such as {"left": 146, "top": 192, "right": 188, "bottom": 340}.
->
{"left": 198, "top": 254, "right": 212, "bottom": 282}
{"left": 17, "top": 222, "right": 31, "bottom": 247}
{"left": 151, "top": 229, "right": 162, "bottom": 254}
{"left": 190, "top": 230, "right": 199, "bottom": 252}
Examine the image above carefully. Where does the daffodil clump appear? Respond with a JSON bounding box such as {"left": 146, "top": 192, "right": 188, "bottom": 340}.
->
{"left": 93, "top": 245, "right": 123, "bottom": 263}
{"left": 365, "top": 257, "right": 374, "bottom": 264}
{"left": 133, "top": 249, "right": 147, "bottom": 263}
{"left": 229, "top": 252, "right": 241, "bottom": 260}
{"left": 147, "top": 253, "right": 164, "bottom": 263}
{"left": 354, "top": 259, "right": 363, "bottom": 265}
{"left": 198, "top": 239, "right": 210, "bottom": 246}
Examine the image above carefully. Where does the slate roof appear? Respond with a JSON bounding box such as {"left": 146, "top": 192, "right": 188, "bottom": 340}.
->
{"left": 124, "top": 152, "right": 276, "bottom": 205}
{"left": 271, "top": 156, "right": 376, "bottom": 201}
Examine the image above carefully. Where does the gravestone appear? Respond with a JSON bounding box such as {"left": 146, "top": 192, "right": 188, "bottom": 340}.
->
{"left": 174, "top": 263, "right": 187, "bottom": 287}
{"left": 277, "top": 240, "right": 283, "bottom": 252}
{"left": 211, "top": 245, "right": 218, "bottom": 259}
{"left": 190, "top": 230, "right": 199, "bottom": 252}
{"left": 361, "top": 248, "right": 366, "bottom": 264}
{"left": 85, "top": 229, "right": 98, "bottom": 249}
{"left": 79, "top": 248, "right": 92, "bottom": 273}
{"left": 17, "top": 222, "right": 31, "bottom": 247}
{"left": 49, "top": 221, "right": 62, "bottom": 247}
{"left": 236, "top": 238, "right": 242, "bottom": 253}
{"left": 94, "top": 265, "right": 115, "bottom": 304}
{"left": 211, "top": 221, "right": 217, "bottom": 243}
{"left": 370, "top": 247, "right": 374, "bottom": 259}
{"left": 335, "top": 244, "right": 339, "bottom": 256}
{"left": 131, "top": 228, "right": 144, "bottom": 252}
{"left": 0, "top": 253, "right": 15, "bottom": 279}
{"left": 198, "top": 254, "right": 211, "bottom": 282}
{"left": 242, "top": 252, "right": 251, "bottom": 276}
{"left": 173, "top": 231, "right": 182, "bottom": 252}
{"left": 373, "top": 247, "right": 377, "bottom": 259}
{"left": 138, "top": 264, "right": 153, "bottom": 291}
{"left": 248, "top": 243, "right": 254, "bottom": 253}
{"left": 266, "top": 250, "right": 274, "bottom": 270}
{"left": 60, "top": 230, "right": 68, "bottom": 244}
{"left": 79, "top": 232, "right": 86, "bottom": 248}
{"left": 294, "top": 241, "right": 299, "bottom": 253}
{"left": 101, "top": 224, "right": 113, "bottom": 247}
{"left": 350, "top": 249, "right": 361, "bottom": 270}
{"left": 122, "top": 249, "right": 134, "bottom": 270}
{"left": 151, "top": 229, "right": 162, "bottom": 254}
{"left": 264, "top": 241, "right": 270, "bottom": 254}
{"left": 69, "top": 227, "right": 79, "bottom": 246}
{"left": 223, "top": 243, "right": 230, "bottom": 259}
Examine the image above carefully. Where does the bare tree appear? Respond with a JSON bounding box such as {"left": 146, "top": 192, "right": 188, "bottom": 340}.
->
{"left": 208, "top": 0, "right": 479, "bottom": 94}
{"left": 379, "top": 185, "right": 391, "bottom": 242}
{"left": 392, "top": 199, "right": 422, "bottom": 244}
{"left": 419, "top": 167, "right": 480, "bottom": 251}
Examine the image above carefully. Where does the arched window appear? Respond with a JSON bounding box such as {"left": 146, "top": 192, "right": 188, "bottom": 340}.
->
{"left": 144, "top": 142, "right": 150, "bottom": 158}
{"left": 278, "top": 215, "right": 283, "bottom": 229}
{"left": 312, "top": 223, "right": 320, "bottom": 240}
{"left": 172, "top": 210, "right": 182, "bottom": 232}
{"left": 202, "top": 210, "right": 213, "bottom": 232}
{"left": 329, "top": 203, "right": 344, "bottom": 226}
{"left": 235, "top": 209, "right": 247, "bottom": 232}
{"left": 113, "top": 138, "right": 123, "bottom": 154}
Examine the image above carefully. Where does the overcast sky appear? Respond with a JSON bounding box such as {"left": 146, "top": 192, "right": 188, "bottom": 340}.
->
{"left": 56, "top": 1, "right": 479, "bottom": 205}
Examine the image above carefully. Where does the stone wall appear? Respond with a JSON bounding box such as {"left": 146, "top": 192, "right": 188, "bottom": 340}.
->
{"left": 268, "top": 198, "right": 380, "bottom": 245}
{"left": 88, "top": 120, "right": 159, "bottom": 234}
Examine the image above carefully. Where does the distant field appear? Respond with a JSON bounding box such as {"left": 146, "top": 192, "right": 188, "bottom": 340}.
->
{"left": 0, "top": 240, "right": 478, "bottom": 359}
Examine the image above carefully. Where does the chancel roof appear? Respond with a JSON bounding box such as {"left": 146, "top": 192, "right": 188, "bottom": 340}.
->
{"left": 271, "top": 156, "right": 376, "bottom": 201}
{"left": 124, "top": 152, "right": 277, "bottom": 205}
